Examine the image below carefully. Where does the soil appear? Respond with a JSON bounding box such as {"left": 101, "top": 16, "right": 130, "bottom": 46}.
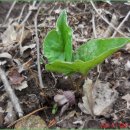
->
{"left": 0, "top": 1, "right": 130, "bottom": 129}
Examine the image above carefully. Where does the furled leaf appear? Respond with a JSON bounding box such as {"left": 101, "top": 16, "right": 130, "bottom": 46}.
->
{"left": 74, "top": 38, "right": 130, "bottom": 62}
{"left": 43, "top": 10, "right": 73, "bottom": 63}
{"left": 46, "top": 37, "right": 130, "bottom": 75}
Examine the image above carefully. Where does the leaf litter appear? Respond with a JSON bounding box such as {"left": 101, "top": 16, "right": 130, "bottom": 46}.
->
{"left": 0, "top": 1, "right": 130, "bottom": 129}
{"left": 78, "top": 79, "right": 118, "bottom": 116}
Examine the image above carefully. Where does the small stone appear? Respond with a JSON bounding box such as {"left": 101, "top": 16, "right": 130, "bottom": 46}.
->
{"left": 15, "top": 115, "right": 47, "bottom": 128}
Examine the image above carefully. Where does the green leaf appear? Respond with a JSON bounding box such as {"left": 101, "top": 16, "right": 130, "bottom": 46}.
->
{"left": 46, "top": 38, "right": 130, "bottom": 75}
{"left": 74, "top": 38, "right": 130, "bottom": 62}
{"left": 43, "top": 10, "right": 73, "bottom": 63}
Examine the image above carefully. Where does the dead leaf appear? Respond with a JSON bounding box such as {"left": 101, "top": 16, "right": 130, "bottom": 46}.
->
{"left": 8, "top": 68, "right": 24, "bottom": 85}
{"left": 13, "top": 58, "right": 33, "bottom": 73}
{"left": 20, "top": 44, "right": 36, "bottom": 58}
{"left": 125, "top": 43, "right": 130, "bottom": 53}
{"left": 79, "top": 79, "right": 118, "bottom": 116}
{"left": 1, "top": 22, "right": 31, "bottom": 51}
{"left": 14, "top": 81, "right": 28, "bottom": 91}
{"left": 125, "top": 60, "right": 130, "bottom": 71}
{"left": 93, "top": 80, "right": 118, "bottom": 115}
{"left": 122, "top": 94, "right": 130, "bottom": 110}
{"left": 0, "top": 53, "right": 12, "bottom": 59}
{"left": 1, "top": 24, "right": 17, "bottom": 45}
{"left": 79, "top": 79, "right": 94, "bottom": 116}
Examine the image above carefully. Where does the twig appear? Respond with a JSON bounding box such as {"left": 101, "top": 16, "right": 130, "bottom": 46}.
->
{"left": 0, "top": 67, "right": 23, "bottom": 117}
{"left": 18, "top": 4, "right": 27, "bottom": 23}
{"left": 21, "top": 0, "right": 37, "bottom": 25}
{"left": 112, "top": 11, "right": 130, "bottom": 37}
{"left": 90, "top": 1, "right": 127, "bottom": 37}
{"left": 34, "top": 7, "right": 45, "bottom": 88}
{"left": 4, "top": 0, "right": 17, "bottom": 23}
{"left": 92, "top": 12, "right": 97, "bottom": 38}
{"left": 104, "top": 13, "right": 119, "bottom": 38}
{"left": 7, "top": 106, "right": 47, "bottom": 128}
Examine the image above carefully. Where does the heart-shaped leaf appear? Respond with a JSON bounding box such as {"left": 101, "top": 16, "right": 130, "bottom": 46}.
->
{"left": 46, "top": 38, "right": 130, "bottom": 75}
{"left": 43, "top": 10, "right": 73, "bottom": 63}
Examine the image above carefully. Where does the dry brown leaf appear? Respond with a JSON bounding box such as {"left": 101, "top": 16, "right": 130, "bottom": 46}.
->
{"left": 78, "top": 78, "right": 94, "bottom": 116}
{"left": 125, "top": 60, "right": 130, "bottom": 71}
{"left": 79, "top": 79, "right": 118, "bottom": 116}
{"left": 122, "top": 94, "right": 130, "bottom": 110}
{"left": 1, "top": 22, "right": 31, "bottom": 51}
{"left": 20, "top": 44, "right": 36, "bottom": 58}
{"left": 14, "top": 81, "right": 28, "bottom": 91}
{"left": 93, "top": 80, "right": 118, "bottom": 115}
{"left": 8, "top": 68, "right": 24, "bottom": 85}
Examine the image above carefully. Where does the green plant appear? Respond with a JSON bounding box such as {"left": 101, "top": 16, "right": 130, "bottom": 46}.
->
{"left": 43, "top": 10, "right": 130, "bottom": 76}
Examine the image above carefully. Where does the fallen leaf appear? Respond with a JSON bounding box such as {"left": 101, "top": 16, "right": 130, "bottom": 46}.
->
{"left": 20, "top": 44, "right": 36, "bottom": 58}
{"left": 79, "top": 79, "right": 118, "bottom": 116}
{"left": 122, "top": 94, "right": 130, "bottom": 110}
{"left": 79, "top": 79, "right": 94, "bottom": 116}
{"left": 93, "top": 80, "right": 118, "bottom": 115}
{"left": 1, "top": 24, "right": 17, "bottom": 45}
{"left": 0, "top": 52, "right": 12, "bottom": 66}
{"left": 14, "top": 81, "right": 28, "bottom": 91}
{"left": 0, "top": 53, "right": 12, "bottom": 59}
{"left": 125, "top": 43, "right": 130, "bottom": 53}
{"left": 8, "top": 68, "right": 24, "bottom": 85}
{"left": 1, "top": 22, "right": 31, "bottom": 51}
{"left": 125, "top": 60, "right": 130, "bottom": 71}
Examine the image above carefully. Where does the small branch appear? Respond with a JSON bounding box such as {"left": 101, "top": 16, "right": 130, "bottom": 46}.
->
{"left": 4, "top": 0, "right": 17, "bottom": 23}
{"left": 112, "top": 11, "right": 130, "bottom": 37}
{"left": 0, "top": 67, "right": 23, "bottom": 117}
{"left": 34, "top": 7, "right": 45, "bottom": 88}
{"left": 21, "top": 0, "right": 37, "bottom": 25}
{"left": 90, "top": 1, "right": 127, "bottom": 37}
{"left": 18, "top": 4, "right": 27, "bottom": 23}
{"left": 92, "top": 12, "right": 97, "bottom": 38}
{"left": 104, "top": 13, "right": 119, "bottom": 38}
{"left": 7, "top": 106, "right": 47, "bottom": 128}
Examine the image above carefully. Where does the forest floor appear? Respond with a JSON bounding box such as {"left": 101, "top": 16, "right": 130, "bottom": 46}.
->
{"left": 0, "top": 1, "right": 130, "bottom": 129}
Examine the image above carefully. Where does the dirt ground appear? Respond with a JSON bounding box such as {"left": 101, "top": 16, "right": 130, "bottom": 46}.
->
{"left": 0, "top": 1, "right": 130, "bottom": 129}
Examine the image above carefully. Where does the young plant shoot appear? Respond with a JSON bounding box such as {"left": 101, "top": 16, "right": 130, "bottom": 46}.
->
{"left": 43, "top": 10, "right": 130, "bottom": 76}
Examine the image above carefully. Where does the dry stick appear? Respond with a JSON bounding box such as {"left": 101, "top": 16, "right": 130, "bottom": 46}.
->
{"left": 34, "top": 7, "right": 45, "bottom": 88}
{"left": 104, "top": 13, "right": 119, "bottom": 38}
{"left": 92, "top": 13, "right": 97, "bottom": 38}
{"left": 90, "top": 1, "right": 127, "bottom": 37}
{"left": 0, "top": 67, "right": 23, "bottom": 117}
{"left": 7, "top": 106, "right": 47, "bottom": 128}
{"left": 21, "top": 0, "right": 37, "bottom": 25}
{"left": 18, "top": 4, "right": 27, "bottom": 23}
{"left": 91, "top": 11, "right": 101, "bottom": 84}
{"left": 112, "top": 11, "right": 130, "bottom": 37}
{"left": 4, "top": 0, "right": 17, "bottom": 23}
